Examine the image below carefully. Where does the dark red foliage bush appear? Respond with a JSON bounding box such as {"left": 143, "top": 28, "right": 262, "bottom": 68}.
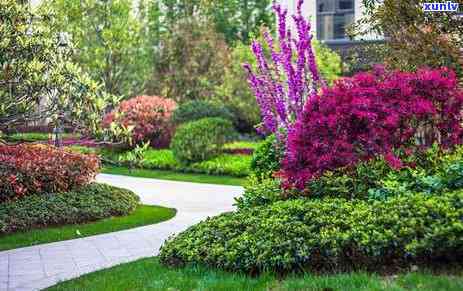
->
{"left": 0, "top": 144, "right": 100, "bottom": 202}
{"left": 223, "top": 148, "right": 254, "bottom": 155}
{"left": 102, "top": 95, "right": 177, "bottom": 148}
{"left": 281, "top": 67, "right": 463, "bottom": 190}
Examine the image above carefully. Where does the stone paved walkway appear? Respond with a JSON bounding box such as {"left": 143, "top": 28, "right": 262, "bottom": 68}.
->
{"left": 0, "top": 174, "right": 243, "bottom": 291}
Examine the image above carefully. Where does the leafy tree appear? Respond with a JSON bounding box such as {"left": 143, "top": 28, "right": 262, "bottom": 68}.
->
{"left": 156, "top": 0, "right": 274, "bottom": 44}
{"left": 147, "top": 18, "right": 230, "bottom": 103}
{"left": 351, "top": 0, "right": 462, "bottom": 77}
{"left": 42, "top": 0, "right": 152, "bottom": 98}
{"left": 0, "top": 0, "right": 114, "bottom": 136}
{"left": 201, "top": 0, "right": 274, "bottom": 44}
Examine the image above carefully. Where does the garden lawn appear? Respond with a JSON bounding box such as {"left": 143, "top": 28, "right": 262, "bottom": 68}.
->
{"left": 102, "top": 166, "right": 245, "bottom": 186}
{"left": 4, "top": 132, "right": 79, "bottom": 142}
{"left": 47, "top": 257, "right": 463, "bottom": 291}
{"left": 0, "top": 205, "right": 176, "bottom": 251}
{"left": 103, "top": 148, "right": 252, "bottom": 177}
{"left": 223, "top": 140, "right": 261, "bottom": 150}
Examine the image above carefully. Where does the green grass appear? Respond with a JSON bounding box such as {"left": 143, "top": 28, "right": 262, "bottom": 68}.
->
{"left": 102, "top": 166, "right": 245, "bottom": 186}
{"left": 224, "top": 140, "right": 261, "bottom": 150}
{"left": 47, "top": 257, "right": 463, "bottom": 291}
{"left": 103, "top": 148, "right": 251, "bottom": 177}
{"left": 0, "top": 205, "right": 176, "bottom": 251}
{"left": 5, "top": 132, "right": 79, "bottom": 142}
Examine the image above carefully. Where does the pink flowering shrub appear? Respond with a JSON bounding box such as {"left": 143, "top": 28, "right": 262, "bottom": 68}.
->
{"left": 0, "top": 144, "right": 100, "bottom": 202}
{"left": 103, "top": 95, "right": 177, "bottom": 148}
{"left": 281, "top": 67, "right": 463, "bottom": 190}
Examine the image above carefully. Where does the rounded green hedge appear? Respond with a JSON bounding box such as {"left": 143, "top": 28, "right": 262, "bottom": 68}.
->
{"left": 171, "top": 117, "right": 235, "bottom": 164}
{"left": 0, "top": 183, "right": 140, "bottom": 234}
{"left": 160, "top": 191, "right": 463, "bottom": 274}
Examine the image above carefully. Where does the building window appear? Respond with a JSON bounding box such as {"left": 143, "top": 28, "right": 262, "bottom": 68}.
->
{"left": 317, "top": 0, "right": 354, "bottom": 41}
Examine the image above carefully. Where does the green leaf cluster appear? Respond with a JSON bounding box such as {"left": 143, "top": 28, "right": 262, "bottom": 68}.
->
{"left": 170, "top": 118, "right": 236, "bottom": 164}
{"left": 160, "top": 190, "right": 463, "bottom": 274}
{"left": 0, "top": 183, "right": 139, "bottom": 234}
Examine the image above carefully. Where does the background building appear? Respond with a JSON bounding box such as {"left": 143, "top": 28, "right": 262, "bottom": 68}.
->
{"left": 279, "top": 0, "right": 383, "bottom": 49}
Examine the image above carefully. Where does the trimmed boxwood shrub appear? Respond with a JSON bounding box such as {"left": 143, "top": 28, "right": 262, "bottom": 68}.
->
{"left": 160, "top": 191, "right": 463, "bottom": 274}
{"left": 172, "top": 100, "right": 234, "bottom": 125}
{"left": 171, "top": 118, "right": 235, "bottom": 164}
{"left": 0, "top": 183, "right": 139, "bottom": 234}
{"left": 0, "top": 144, "right": 100, "bottom": 202}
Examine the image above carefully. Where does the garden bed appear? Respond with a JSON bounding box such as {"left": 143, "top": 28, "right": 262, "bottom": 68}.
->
{"left": 98, "top": 144, "right": 255, "bottom": 178}
{"left": 0, "top": 183, "right": 175, "bottom": 250}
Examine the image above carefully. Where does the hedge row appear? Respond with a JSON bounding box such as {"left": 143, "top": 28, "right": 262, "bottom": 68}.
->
{"left": 160, "top": 191, "right": 463, "bottom": 274}
{"left": 0, "top": 183, "right": 139, "bottom": 234}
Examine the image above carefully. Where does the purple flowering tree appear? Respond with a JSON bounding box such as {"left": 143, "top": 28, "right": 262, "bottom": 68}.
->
{"left": 244, "top": 0, "right": 320, "bottom": 135}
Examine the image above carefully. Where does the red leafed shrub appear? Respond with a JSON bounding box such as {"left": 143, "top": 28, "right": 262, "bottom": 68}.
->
{"left": 0, "top": 144, "right": 100, "bottom": 202}
{"left": 281, "top": 67, "right": 463, "bottom": 190}
{"left": 102, "top": 95, "right": 177, "bottom": 148}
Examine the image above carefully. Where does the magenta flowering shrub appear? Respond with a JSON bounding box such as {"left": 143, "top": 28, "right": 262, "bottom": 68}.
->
{"left": 244, "top": 0, "right": 320, "bottom": 134}
{"left": 281, "top": 67, "right": 463, "bottom": 190}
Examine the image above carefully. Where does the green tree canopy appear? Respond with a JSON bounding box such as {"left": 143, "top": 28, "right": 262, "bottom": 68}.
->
{"left": 147, "top": 17, "right": 230, "bottom": 103}
{"left": 351, "top": 0, "right": 462, "bottom": 76}
{"left": 41, "top": 0, "right": 152, "bottom": 98}
{"left": 0, "top": 0, "right": 115, "bottom": 134}
{"left": 155, "top": 0, "right": 274, "bottom": 44}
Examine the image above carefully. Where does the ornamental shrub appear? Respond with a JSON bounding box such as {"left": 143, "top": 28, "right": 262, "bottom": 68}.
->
{"left": 172, "top": 100, "right": 234, "bottom": 125}
{"left": 0, "top": 183, "right": 139, "bottom": 234}
{"left": 0, "top": 144, "right": 100, "bottom": 202}
{"left": 244, "top": 1, "right": 321, "bottom": 135}
{"left": 234, "top": 174, "right": 282, "bottom": 210}
{"left": 250, "top": 134, "right": 282, "bottom": 179}
{"left": 102, "top": 95, "right": 177, "bottom": 148}
{"left": 160, "top": 191, "right": 463, "bottom": 274}
{"left": 282, "top": 67, "right": 463, "bottom": 190}
{"left": 171, "top": 118, "right": 235, "bottom": 164}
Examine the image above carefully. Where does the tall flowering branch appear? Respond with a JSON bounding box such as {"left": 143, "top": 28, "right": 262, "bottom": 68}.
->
{"left": 244, "top": 0, "right": 320, "bottom": 135}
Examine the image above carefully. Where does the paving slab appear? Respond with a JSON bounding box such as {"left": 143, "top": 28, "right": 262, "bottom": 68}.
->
{"left": 0, "top": 174, "right": 243, "bottom": 290}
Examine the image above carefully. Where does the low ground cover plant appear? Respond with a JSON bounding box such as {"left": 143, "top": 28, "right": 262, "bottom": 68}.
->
{"left": 0, "top": 144, "right": 100, "bottom": 202}
{"left": 160, "top": 190, "right": 463, "bottom": 274}
{"left": 0, "top": 183, "right": 139, "bottom": 234}
{"left": 307, "top": 145, "right": 463, "bottom": 201}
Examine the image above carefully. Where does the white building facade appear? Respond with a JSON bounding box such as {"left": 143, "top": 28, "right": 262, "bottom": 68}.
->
{"left": 278, "top": 0, "right": 379, "bottom": 43}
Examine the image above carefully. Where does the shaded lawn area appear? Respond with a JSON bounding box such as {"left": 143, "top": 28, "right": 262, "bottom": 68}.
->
{"left": 0, "top": 205, "right": 176, "bottom": 251}
{"left": 102, "top": 166, "right": 246, "bottom": 186}
{"left": 47, "top": 257, "right": 463, "bottom": 291}
{"left": 4, "top": 132, "right": 80, "bottom": 142}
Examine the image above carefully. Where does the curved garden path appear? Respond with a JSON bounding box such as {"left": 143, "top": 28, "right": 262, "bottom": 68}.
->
{"left": 0, "top": 174, "right": 243, "bottom": 291}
